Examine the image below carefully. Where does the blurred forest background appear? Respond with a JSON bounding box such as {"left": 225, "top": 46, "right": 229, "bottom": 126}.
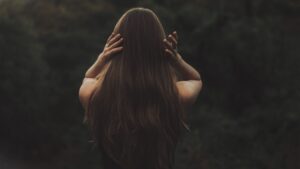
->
{"left": 0, "top": 0, "right": 299, "bottom": 169}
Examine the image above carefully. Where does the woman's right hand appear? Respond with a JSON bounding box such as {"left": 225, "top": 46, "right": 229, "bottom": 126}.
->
{"left": 85, "top": 32, "right": 123, "bottom": 79}
{"left": 98, "top": 32, "right": 123, "bottom": 63}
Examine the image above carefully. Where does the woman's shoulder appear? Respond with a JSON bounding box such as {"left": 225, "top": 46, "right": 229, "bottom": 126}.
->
{"left": 79, "top": 61, "right": 113, "bottom": 111}
{"left": 175, "top": 80, "right": 202, "bottom": 108}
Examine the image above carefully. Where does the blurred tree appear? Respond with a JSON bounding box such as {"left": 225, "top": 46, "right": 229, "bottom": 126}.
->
{"left": 0, "top": 12, "right": 55, "bottom": 157}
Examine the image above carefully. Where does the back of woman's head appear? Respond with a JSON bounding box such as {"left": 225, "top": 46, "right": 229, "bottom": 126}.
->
{"left": 87, "top": 7, "right": 189, "bottom": 169}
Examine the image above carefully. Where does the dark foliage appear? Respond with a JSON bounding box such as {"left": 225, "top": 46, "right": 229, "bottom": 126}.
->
{"left": 0, "top": 0, "right": 299, "bottom": 169}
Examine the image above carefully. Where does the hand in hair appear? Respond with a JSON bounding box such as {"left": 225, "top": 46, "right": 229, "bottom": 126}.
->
{"left": 163, "top": 31, "right": 182, "bottom": 61}
{"left": 99, "top": 32, "right": 124, "bottom": 62}
{"left": 84, "top": 33, "right": 123, "bottom": 79}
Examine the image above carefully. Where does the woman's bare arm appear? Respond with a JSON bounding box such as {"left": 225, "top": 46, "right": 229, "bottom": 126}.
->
{"left": 85, "top": 33, "right": 123, "bottom": 78}
{"left": 164, "top": 31, "right": 203, "bottom": 107}
{"left": 79, "top": 33, "right": 123, "bottom": 110}
{"left": 173, "top": 53, "right": 201, "bottom": 81}
{"left": 85, "top": 53, "right": 108, "bottom": 79}
{"left": 174, "top": 55, "right": 202, "bottom": 107}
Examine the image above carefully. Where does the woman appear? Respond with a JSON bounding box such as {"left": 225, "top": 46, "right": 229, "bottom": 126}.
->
{"left": 79, "top": 7, "right": 202, "bottom": 169}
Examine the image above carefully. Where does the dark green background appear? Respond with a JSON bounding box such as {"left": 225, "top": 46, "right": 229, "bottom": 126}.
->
{"left": 0, "top": 0, "right": 299, "bottom": 169}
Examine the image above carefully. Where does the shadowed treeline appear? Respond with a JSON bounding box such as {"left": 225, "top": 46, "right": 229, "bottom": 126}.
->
{"left": 0, "top": 0, "right": 299, "bottom": 169}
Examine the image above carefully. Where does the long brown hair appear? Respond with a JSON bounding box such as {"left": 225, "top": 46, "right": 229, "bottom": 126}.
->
{"left": 87, "top": 7, "right": 189, "bottom": 169}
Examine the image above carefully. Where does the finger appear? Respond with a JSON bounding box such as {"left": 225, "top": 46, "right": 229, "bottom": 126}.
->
{"left": 173, "top": 31, "right": 178, "bottom": 40}
{"left": 107, "top": 34, "right": 121, "bottom": 46}
{"left": 107, "top": 33, "right": 121, "bottom": 46}
{"left": 108, "top": 37, "right": 123, "bottom": 50}
{"left": 105, "top": 34, "right": 117, "bottom": 48}
{"left": 107, "top": 32, "right": 115, "bottom": 43}
{"left": 164, "top": 41, "right": 177, "bottom": 57}
{"left": 167, "top": 34, "right": 177, "bottom": 46}
{"left": 163, "top": 38, "right": 172, "bottom": 48}
{"left": 165, "top": 49, "right": 175, "bottom": 57}
{"left": 163, "top": 39, "right": 174, "bottom": 52}
{"left": 107, "top": 46, "right": 123, "bottom": 56}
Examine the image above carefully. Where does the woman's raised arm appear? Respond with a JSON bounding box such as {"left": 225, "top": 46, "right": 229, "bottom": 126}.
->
{"left": 85, "top": 33, "right": 123, "bottom": 78}
{"left": 79, "top": 33, "right": 123, "bottom": 110}
{"left": 164, "top": 31, "right": 203, "bottom": 107}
